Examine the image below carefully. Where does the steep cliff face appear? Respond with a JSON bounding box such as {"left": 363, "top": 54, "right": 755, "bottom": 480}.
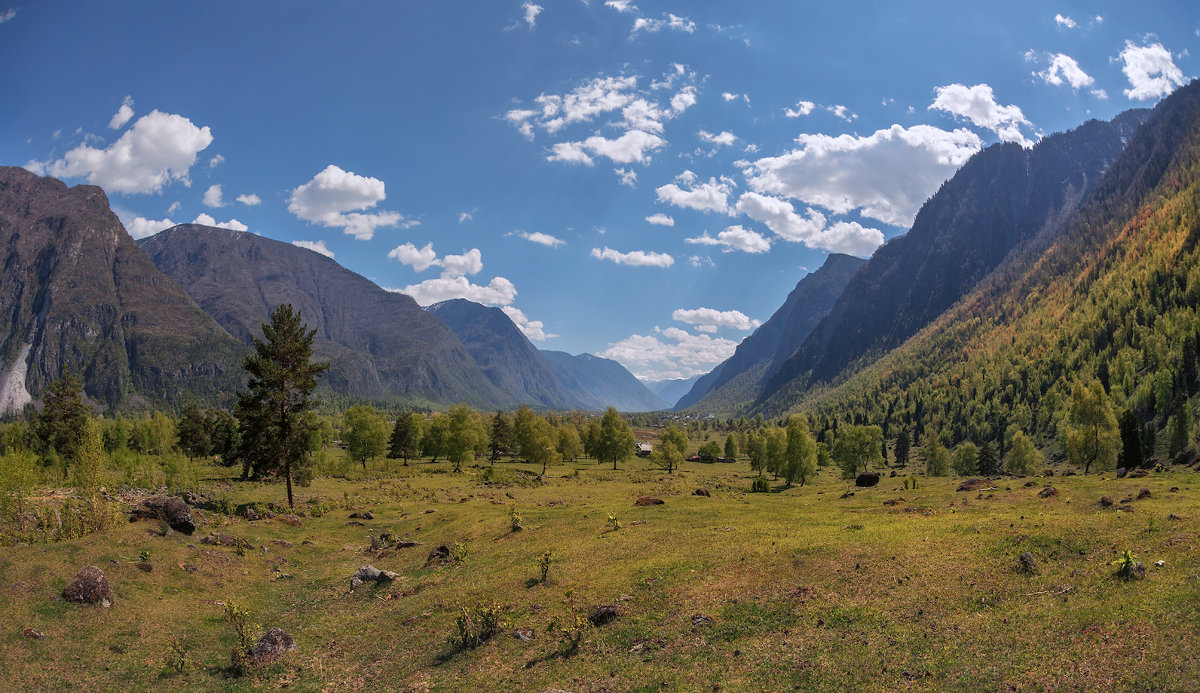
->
{"left": 139, "top": 225, "right": 507, "bottom": 409}
{"left": 0, "top": 167, "right": 244, "bottom": 412}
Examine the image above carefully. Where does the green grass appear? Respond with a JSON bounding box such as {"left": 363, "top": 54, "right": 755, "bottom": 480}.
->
{"left": 2, "top": 456, "right": 1199, "bottom": 691}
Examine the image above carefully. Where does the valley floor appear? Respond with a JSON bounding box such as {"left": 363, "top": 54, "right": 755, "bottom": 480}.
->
{"left": 2, "top": 458, "right": 1199, "bottom": 692}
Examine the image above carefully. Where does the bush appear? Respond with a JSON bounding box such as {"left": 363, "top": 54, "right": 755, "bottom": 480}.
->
{"left": 751, "top": 475, "right": 770, "bottom": 493}
{"left": 224, "top": 600, "right": 258, "bottom": 673}
{"left": 452, "top": 601, "right": 503, "bottom": 649}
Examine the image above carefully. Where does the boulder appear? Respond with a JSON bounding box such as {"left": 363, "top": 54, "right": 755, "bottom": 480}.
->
{"left": 129, "top": 496, "right": 195, "bottom": 535}
{"left": 513, "top": 627, "right": 535, "bottom": 642}
{"left": 1099, "top": 496, "right": 1114, "bottom": 508}
{"left": 589, "top": 604, "right": 619, "bottom": 626}
{"left": 351, "top": 565, "right": 397, "bottom": 589}
{"left": 426, "top": 545, "right": 451, "bottom": 565}
{"left": 1136, "top": 488, "right": 1152, "bottom": 500}
{"left": 634, "top": 496, "right": 664, "bottom": 506}
{"left": 1115, "top": 467, "right": 1128, "bottom": 479}
{"left": 200, "top": 533, "right": 251, "bottom": 549}
{"left": 22, "top": 627, "right": 45, "bottom": 640}
{"left": 62, "top": 566, "right": 112, "bottom": 607}
{"left": 1038, "top": 486, "right": 1059, "bottom": 498}
{"left": 349, "top": 511, "right": 375, "bottom": 520}
{"left": 243, "top": 507, "right": 261, "bottom": 521}
{"left": 691, "top": 613, "right": 713, "bottom": 627}
{"left": 247, "top": 627, "right": 295, "bottom": 667}
{"left": 956, "top": 479, "right": 990, "bottom": 492}
{"left": 1019, "top": 552, "right": 1037, "bottom": 574}
{"left": 693, "top": 488, "right": 711, "bottom": 497}
{"left": 855, "top": 472, "right": 880, "bottom": 488}
{"left": 279, "top": 514, "right": 303, "bottom": 527}
{"left": 1129, "top": 469, "right": 1149, "bottom": 478}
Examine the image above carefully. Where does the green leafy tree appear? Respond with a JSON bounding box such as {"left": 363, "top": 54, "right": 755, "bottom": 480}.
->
{"left": 724, "top": 433, "right": 738, "bottom": 461}
{"left": 387, "top": 412, "right": 422, "bottom": 465}
{"left": 653, "top": 437, "right": 684, "bottom": 473}
{"left": 747, "top": 431, "right": 767, "bottom": 473}
{"left": 489, "top": 411, "right": 512, "bottom": 464}
{"left": 557, "top": 424, "right": 582, "bottom": 462}
{"left": 513, "top": 405, "right": 538, "bottom": 461}
{"left": 832, "top": 425, "right": 883, "bottom": 479}
{"left": 525, "top": 416, "right": 561, "bottom": 476}
{"left": 661, "top": 424, "right": 688, "bottom": 459}
{"left": 73, "top": 418, "right": 106, "bottom": 508}
{"left": 177, "top": 405, "right": 212, "bottom": 458}
{"left": 783, "top": 414, "right": 818, "bottom": 486}
{"left": 1063, "top": 379, "right": 1119, "bottom": 474}
{"left": 234, "top": 304, "right": 329, "bottom": 509}
{"left": 422, "top": 414, "right": 450, "bottom": 462}
{"left": 952, "top": 441, "right": 978, "bottom": 476}
{"left": 36, "top": 370, "right": 89, "bottom": 471}
{"left": 445, "top": 404, "right": 485, "bottom": 472}
{"left": 698, "top": 439, "right": 723, "bottom": 461}
{"left": 594, "top": 407, "right": 635, "bottom": 470}
{"left": 922, "top": 440, "right": 950, "bottom": 476}
{"left": 344, "top": 405, "right": 388, "bottom": 469}
{"left": 1005, "top": 430, "right": 1043, "bottom": 476}
{"left": 764, "top": 428, "right": 786, "bottom": 477}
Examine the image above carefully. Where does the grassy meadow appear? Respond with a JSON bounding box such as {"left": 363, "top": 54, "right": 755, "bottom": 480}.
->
{"left": 2, "top": 443, "right": 1199, "bottom": 692}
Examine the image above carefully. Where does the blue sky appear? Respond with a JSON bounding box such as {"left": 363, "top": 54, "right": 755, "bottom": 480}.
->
{"left": 2, "top": 1, "right": 1195, "bottom": 381}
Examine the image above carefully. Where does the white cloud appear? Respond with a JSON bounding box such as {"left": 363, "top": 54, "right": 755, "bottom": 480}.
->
{"left": 526, "top": 75, "right": 639, "bottom": 134}
{"left": 930, "top": 83, "right": 1034, "bottom": 146}
{"left": 27, "top": 110, "right": 213, "bottom": 194}
{"left": 600, "top": 326, "right": 738, "bottom": 380}
{"left": 459, "top": 210, "right": 474, "bottom": 223}
{"left": 604, "top": 0, "right": 636, "bottom": 12}
{"left": 1054, "top": 13, "right": 1076, "bottom": 28}
{"left": 439, "top": 248, "right": 483, "bottom": 277}
{"left": 631, "top": 13, "right": 696, "bottom": 35}
{"left": 108, "top": 96, "right": 134, "bottom": 130}
{"left": 785, "top": 100, "right": 815, "bottom": 118}
{"left": 548, "top": 129, "right": 666, "bottom": 165}
{"left": 590, "top": 246, "right": 674, "bottom": 268}
{"left": 208, "top": 153, "right": 224, "bottom": 168}
{"left": 0, "top": 8, "right": 17, "bottom": 23}
{"left": 123, "top": 216, "right": 175, "bottom": 240}
{"left": 165, "top": 201, "right": 180, "bottom": 215}
{"left": 670, "top": 86, "right": 697, "bottom": 113}
{"left": 288, "top": 164, "right": 407, "bottom": 240}
{"left": 502, "top": 305, "right": 557, "bottom": 341}
{"left": 672, "top": 307, "right": 761, "bottom": 332}
{"left": 192, "top": 212, "right": 248, "bottom": 232}
{"left": 517, "top": 231, "right": 565, "bottom": 247}
{"left": 399, "top": 276, "right": 518, "bottom": 307}
{"left": 1119, "top": 41, "right": 1185, "bottom": 101}
{"left": 236, "top": 193, "right": 261, "bottom": 206}
{"left": 722, "top": 92, "right": 739, "bottom": 102}
{"left": 522, "top": 1, "right": 542, "bottom": 28}
{"left": 388, "top": 242, "right": 439, "bottom": 272}
{"left": 614, "top": 167, "right": 637, "bottom": 187}
{"left": 743, "top": 124, "right": 982, "bottom": 228}
{"left": 1037, "top": 53, "right": 1095, "bottom": 89}
{"left": 685, "top": 224, "right": 772, "bottom": 254}
{"left": 202, "top": 183, "right": 225, "bottom": 208}
{"left": 827, "top": 104, "right": 857, "bottom": 122}
{"left": 292, "top": 240, "right": 334, "bottom": 258}
{"left": 734, "top": 192, "right": 882, "bottom": 256}
{"left": 688, "top": 255, "right": 715, "bottom": 268}
{"left": 698, "top": 130, "right": 737, "bottom": 147}
{"left": 655, "top": 170, "right": 735, "bottom": 214}
{"left": 645, "top": 213, "right": 675, "bottom": 226}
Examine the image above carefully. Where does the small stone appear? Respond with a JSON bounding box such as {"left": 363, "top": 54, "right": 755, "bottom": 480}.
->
{"left": 1099, "top": 496, "right": 1113, "bottom": 508}
{"left": 1136, "top": 488, "right": 1152, "bottom": 500}
{"left": 589, "top": 604, "right": 619, "bottom": 626}
{"left": 279, "top": 514, "right": 303, "bottom": 527}
{"left": 62, "top": 566, "right": 112, "bottom": 607}
{"left": 22, "top": 628, "right": 45, "bottom": 640}
{"left": 634, "top": 496, "right": 664, "bottom": 506}
{"left": 1155, "top": 560, "right": 1165, "bottom": 567}
{"left": 1038, "top": 486, "right": 1059, "bottom": 499}
{"left": 243, "top": 507, "right": 261, "bottom": 521}
{"left": 272, "top": 539, "right": 293, "bottom": 548}
{"left": 693, "top": 488, "right": 711, "bottom": 497}
{"left": 426, "top": 545, "right": 451, "bottom": 565}
{"left": 1019, "top": 552, "right": 1037, "bottom": 574}
{"left": 247, "top": 627, "right": 295, "bottom": 667}
{"left": 957, "top": 479, "right": 990, "bottom": 492}
{"left": 513, "top": 627, "right": 534, "bottom": 642}
{"left": 136, "top": 562, "right": 152, "bottom": 573}
{"left": 349, "top": 511, "right": 375, "bottom": 520}
{"left": 691, "top": 613, "right": 713, "bottom": 627}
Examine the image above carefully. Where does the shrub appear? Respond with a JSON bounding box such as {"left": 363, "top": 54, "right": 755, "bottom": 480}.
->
{"left": 751, "top": 475, "right": 770, "bottom": 493}
{"left": 509, "top": 505, "right": 523, "bottom": 533}
{"left": 223, "top": 600, "right": 259, "bottom": 673}
{"left": 538, "top": 550, "right": 552, "bottom": 583}
{"left": 606, "top": 513, "right": 621, "bottom": 532}
{"left": 164, "top": 636, "right": 188, "bottom": 673}
{"left": 1112, "top": 549, "right": 1144, "bottom": 580}
{"left": 452, "top": 601, "right": 504, "bottom": 649}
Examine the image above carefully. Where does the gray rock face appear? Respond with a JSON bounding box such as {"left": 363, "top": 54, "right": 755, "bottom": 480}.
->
{"left": 129, "top": 496, "right": 195, "bottom": 535}
{"left": 62, "top": 566, "right": 112, "bottom": 607}
{"left": 351, "top": 564, "right": 397, "bottom": 589}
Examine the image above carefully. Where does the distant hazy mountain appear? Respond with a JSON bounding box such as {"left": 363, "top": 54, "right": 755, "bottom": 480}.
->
{"left": 427, "top": 298, "right": 599, "bottom": 409}
{"left": 139, "top": 225, "right": 507, "bottom": 409}
{"left": 760, "top": 108, "right": 1150, "bottom": 405}
{"left": 540, "top": 351, "right": 668, "bottom": 411}
{"left": 0, "top": 167, "right": 245, "bottom": 413}
{"left": 643, "top": 375, "right": 702, "bottom": 409}
{"left": 677, "top": 253, "right": 866, "bottom": 413}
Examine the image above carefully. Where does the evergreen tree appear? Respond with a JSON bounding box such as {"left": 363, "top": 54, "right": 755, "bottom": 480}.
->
{"left": 1118, "top": 409, "right": 1143, "bottom": 470}
{"left": 36, "top": 370, "right": 90, "bottom": 470}
{"left": 893, "top": 430, "right": 910, "bottom": 468}
{"left": 177, "top": 405, "right": 212, "bottom": 458}
{"left": 489, "top": 411, "right": 512, "bottom": 464}
{"left": 976, "top": 440, "right": 999, "bottom": 475}
{"left": 387, "top": 412, "right": 421, "bottom": 466}
{"left": 235, "top": 304, "right": 329, "bottom": 509}
{"left": 1168, "top": 402, "right": 1192, "bottom": 459}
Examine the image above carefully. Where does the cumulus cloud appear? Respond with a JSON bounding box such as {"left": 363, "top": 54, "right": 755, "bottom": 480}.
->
{"left": 930, "top": 83, "right": 1034, "bottom": 146}
{"left": 122, "top": 215, "right": 175, "bottom": 240}
{"left": 459, "top": 210, "right": 474, "bottom": 223}
{"left": 785, "top": 100, "right": 815, "bottom": 118}
{"left": 236, "top": 193, "right": 261, "bottom": 206}
{"left": 655, "top": 170, "right": 736, "bottom": 214}
{"left": 742, "top": 124, "right": 982, "bottom": 228}
{"left": 516, "top": 230, "right": 565, "bottom": 247}
{"left": 1119, "top": 41, "right": 1185, "bottom": 101}
{"left": 631, "top": 13, "right": 696, "bottom": 35}
{"left": 672, "top": 307, "right": 761, "bottom": 333}
{"left": 685, "top": 225, "right": 772, "bottom": 254}
{"left": 388, "top": 242, "right": 439, "bottom": 272}
{"left": 590, "top": 246, "right": 674, "bottom": 268}
{"left": 1054, "top": 13, "right": 1076, "bottom": 28}
{"left": 108, "top": 96, "right": 134, "bottom": 130}
{"left": 399, "top": 276, "right": 518, "bottom": 307}
{"left": 522, "top": 1, "right": 542, "bottom": 28}
{"left": 604, "top": 0, "right": 636, "bottom": 12}
{"left": 26, "top": 110, "right": 213, "bottom": 194}
{"left": 600, "top": 326, "right": 738, "bottom": 380}
{"left": 645, "top": 213, "right": 675, "bottom": 226}
{"left": 288, "top": 164, "right": 408, "bottom": 240}
{"left": 670, "top": 86, "right": 697, "bottom": 113}
{"left": 827, "top": 104, "right": 857, "bottom": 122}
{"left": 614, "top": 167, "right": 638, "bottom": 187}
{"left": 698, "top": 130, "right": 737, "bottom": 147}
{"left": 734, "top": 191, "right": 882, "bottom": 256}
{"left": 547, "top": 129, "right": 666, "bottom": 165}
{"left": 202, "top": 183, "right": 225, "bottom": 208}
{"left": 208, "top": 154, "right": 224, "bottom": 168}
{"left": 292, "top": 240, "right": 334, "bottom": 258}
{"left": 165, "top": 201, "right": 180, "bottom": 215}
{"left": 192, "top": 212, "right": 248, "bottom": 232}
{"left": 502, "top": 305, "right": 557, "bottom": 341}
{"left": 1037, "top": 53, "right": 1095, "bottom": 89}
